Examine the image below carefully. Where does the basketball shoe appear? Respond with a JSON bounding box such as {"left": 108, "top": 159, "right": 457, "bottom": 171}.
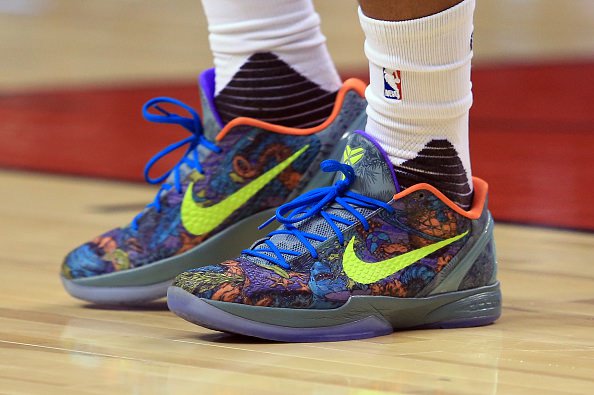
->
{"left": 61, "top": 69, "right": 367, "bottom": 304}
{"left": 168, "top": 130, "right": 501, "bottom": 342}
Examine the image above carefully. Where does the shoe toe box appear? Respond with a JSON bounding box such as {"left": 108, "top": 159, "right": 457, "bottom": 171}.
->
{"left": 62, "top": 244, "right": 111, "bottom": 280}
{"left": 61, "top": 230, "right": 133, "bottom": 280}
{"left": 172, "top": 259, "right": 314, "bottom": 308}
{"left": 172, "top": 262, "right": 244, "bottom": 301}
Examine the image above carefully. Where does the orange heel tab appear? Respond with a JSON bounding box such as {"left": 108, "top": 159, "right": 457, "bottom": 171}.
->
{"left": 392, "top": 177, "right": 489, "bottom": 220}
{"left": 214, "top": 78, "right": 367, "bottom": 142}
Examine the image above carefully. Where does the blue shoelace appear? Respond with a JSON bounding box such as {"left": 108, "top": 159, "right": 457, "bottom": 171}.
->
{"left": 131, "top": 97, "right": 221, "bottom": 230}
{"left": 242, "top": 160, "right": 395, "bottom": 269}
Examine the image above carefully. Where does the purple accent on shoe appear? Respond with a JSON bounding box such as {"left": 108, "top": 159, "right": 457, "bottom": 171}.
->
{"left": 352, "top": 129, "right": 400, "bottom": 193}
{"left": 167, "top": 287, "right": 393, "bottom": 342}
{"left": 198, "top": 68, "right": 224, "bottom": 128}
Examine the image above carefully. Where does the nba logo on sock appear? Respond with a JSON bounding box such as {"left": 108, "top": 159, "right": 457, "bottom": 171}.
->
{"left": 383, "top": 68, "right": 402, "bottom": 100}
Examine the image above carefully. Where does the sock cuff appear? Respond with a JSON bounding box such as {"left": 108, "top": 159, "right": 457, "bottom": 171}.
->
{"left": 358, "top": 0, "right": 475, "bottom": 71}
{"left": 207, "top": 8, "right": 324, "bottom": 55}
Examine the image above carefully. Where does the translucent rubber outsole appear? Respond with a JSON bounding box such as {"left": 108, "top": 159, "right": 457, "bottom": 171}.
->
{"left": 62, "top": 277, "right": 171, "bottom": 305}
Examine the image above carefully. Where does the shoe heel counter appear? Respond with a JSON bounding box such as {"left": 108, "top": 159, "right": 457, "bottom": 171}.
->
{"left": 428, "top": 206, "right": 497, "bottom": 296}
{"left": 457, "top": 227, "right": 498, "bottom": 291}
{"left": 456, "top": 192, "right": 499, "bottom": 290}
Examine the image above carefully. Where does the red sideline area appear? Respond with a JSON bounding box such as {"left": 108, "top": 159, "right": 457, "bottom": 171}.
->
{"left": 1, "top": 62, "right": 593, "bottom": 230}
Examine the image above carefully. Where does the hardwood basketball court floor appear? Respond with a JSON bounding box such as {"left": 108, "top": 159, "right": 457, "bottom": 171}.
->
{"left": 1, "top": 170, "right": 593, "bottom": 394}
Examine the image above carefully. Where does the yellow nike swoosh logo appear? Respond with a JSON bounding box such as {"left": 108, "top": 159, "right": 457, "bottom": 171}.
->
{"left": 181, "top": 145, "right": 310, "bottom": 236}
{"left": 342, "top": 230, "right": 469, "bottom": 284}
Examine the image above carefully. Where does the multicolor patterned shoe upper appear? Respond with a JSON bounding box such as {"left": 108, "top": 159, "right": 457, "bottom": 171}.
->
{"left": 173, "top": 131, "right": 495, "bottom": 309}
{"left": 62, "top": 70, "right": 367, "bottom": 280}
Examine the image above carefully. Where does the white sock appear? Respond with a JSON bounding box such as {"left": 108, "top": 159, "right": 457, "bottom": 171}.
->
{"left": 201, "top": 0, "right": 341, "bottom": 95}
{"left": 359, "top": 0, "right": 475, "bottom": 209}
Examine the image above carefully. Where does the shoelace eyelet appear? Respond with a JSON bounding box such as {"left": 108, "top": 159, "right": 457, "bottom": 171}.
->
{"left": 242, "top": 160, "right": 394, "bottom": 269}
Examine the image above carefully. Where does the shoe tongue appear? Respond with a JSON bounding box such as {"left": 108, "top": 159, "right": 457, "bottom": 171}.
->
{"left": 333, "top": 130, "right": 400, "bottom": 202}
{"left": 198, "top": 68, "right": 223, "bottom": 142}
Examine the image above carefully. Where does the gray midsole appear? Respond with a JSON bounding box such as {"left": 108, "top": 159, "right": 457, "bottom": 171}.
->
{"left": 203, "top": 282, "right": 501, "bottom": 329}
{"left": 69, "top": 206, "right": 278, "bottom": 287}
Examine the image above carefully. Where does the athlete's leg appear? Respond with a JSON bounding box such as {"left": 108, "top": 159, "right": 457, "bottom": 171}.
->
{"left": 359, "top": 0, "right": 464, "bottom": 21}
{"left": 359, "top": 0, "right": 475, "bottom": 209}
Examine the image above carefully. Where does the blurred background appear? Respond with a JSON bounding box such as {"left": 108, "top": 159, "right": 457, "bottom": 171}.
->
{"left": 1, "top": 0, "right": 593, "bottom": 230}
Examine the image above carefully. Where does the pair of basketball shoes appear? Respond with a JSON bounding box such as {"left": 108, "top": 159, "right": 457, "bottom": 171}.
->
{"left": 61, "top": 69, "right": 501, "bottom": 342}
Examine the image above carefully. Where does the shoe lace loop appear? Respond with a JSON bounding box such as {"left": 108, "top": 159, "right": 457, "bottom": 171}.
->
{"left": 242, "top": 160, "right": 394, "bottom": 269}
{"left": 131, "top": 97, "right": 221, "bottom": 230}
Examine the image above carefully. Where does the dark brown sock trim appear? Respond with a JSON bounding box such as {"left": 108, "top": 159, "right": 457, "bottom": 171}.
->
{"left": 215, "top": 52, "right": 338, "bottom": 128}
{"left": 395, "top": 139, "right": 473, "bottom": 209}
